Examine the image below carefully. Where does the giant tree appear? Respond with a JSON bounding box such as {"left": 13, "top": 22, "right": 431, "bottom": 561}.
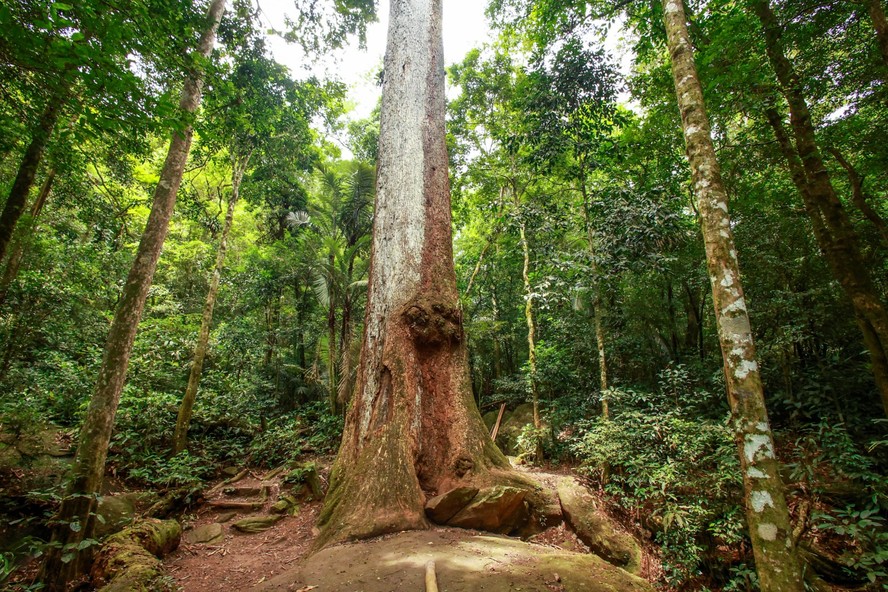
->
{"left": 316, "top": 0, "right": 520, "bottom": 547}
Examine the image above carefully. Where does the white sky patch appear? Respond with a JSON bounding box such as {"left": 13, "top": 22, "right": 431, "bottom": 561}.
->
{"left": 258, "top": 0, "right": 491, "bottom": 154}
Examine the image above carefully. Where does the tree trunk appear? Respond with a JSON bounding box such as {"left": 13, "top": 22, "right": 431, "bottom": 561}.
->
{"left": 0, "top": 98, "right": 64, "bottom": 263}
{"left": 755, "top": 0, "right": 888, "bottom": 415}
{"left": 173, "top": 154, "right": 247, "bottom": 455}
{"left": 316, "top": 0, "right": 516, "bottom": 548}
{"left": 0, "top": 169, "right": 55, "bottom": 308}
{"left": 38, "top": 2, "right": 225, "bottom": 588}
{"left": 662, "top": 2, "right": 805, "bottom": 591}
{"left": 827, "top": 147, "right": 888, "bottom": 246}
{"left": 869, "top": 0, "right": 888, "bottom": 68}
{"left": 328, "top": 252, "right": 338, "bottom": 413}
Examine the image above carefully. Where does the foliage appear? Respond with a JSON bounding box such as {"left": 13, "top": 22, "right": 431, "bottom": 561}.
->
{"left": 571, "top": 383, "right": 743, "bottom": 587}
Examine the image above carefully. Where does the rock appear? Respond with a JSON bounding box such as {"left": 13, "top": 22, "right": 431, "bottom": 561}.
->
{"left": 448, "top": 486, "right": 529, "bottom": 533}
{"left": 222, "top": 485, "right": 266, "bottom": 498}
{"left": 517, "top": 488, "right": 563, "bottom": 538}
{"left": 221, "top": 466, "right": 241, "bottom": 477}
{"left": 270, "top": 494, "right": 299, "bottom": 515}
{"left": 256, "top": 529, "right": 653, "bottom": 592}
{"left": 215, "top": 511, "right": 237, "bottom": 523}
{"left": 207, "top": 500, "right": 263, "bottom": 510}
{"left": 95, "top": 494, "right": 137, "bottom": 538}
{"left": 425, "top": 487, "right": 479, "bottom": 524}
{"left": 184, "top": 523, "right": 224, "bottom": 545}
{"left": 283, "top": 462, "right": 323, "bottom": 500}
{"left": 482, "top": 410, "right": 499, "bottom": 431}
{"left": 492, "top": 403, "right": 547, "bottom": 456}
{"left": 557, "top": 477, "right": 642, "bottom": 575}
{"left": 15, "top": 428, "right": 72, "bottom": 458}
{"left": 232, "top": 515, "right": 283, "bottom": 534}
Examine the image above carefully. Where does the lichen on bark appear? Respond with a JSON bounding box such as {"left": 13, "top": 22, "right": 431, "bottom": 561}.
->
{"left": 661, "top": 0, "right": 804, "bottom": 590}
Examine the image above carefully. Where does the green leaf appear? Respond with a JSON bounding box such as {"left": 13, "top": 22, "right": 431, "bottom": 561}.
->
{"left": 53, "top": 2, "right": 73, "bottom": 9}
{"left": 60, "top": 553, "right": 74, "bottom": 564}
{"left": 68, "top": 521, "right": 81, "bottom": 532}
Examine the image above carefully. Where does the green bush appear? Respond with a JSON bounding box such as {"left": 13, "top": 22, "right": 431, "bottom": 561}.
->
{"left": 570, "top": 385, "right": 743, "bottom": 587}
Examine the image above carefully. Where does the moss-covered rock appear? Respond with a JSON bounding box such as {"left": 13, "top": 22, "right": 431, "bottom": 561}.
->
{"left": 232, "top": 514, "right": 283, "bottom": 534}
{"left": 557, "top": 477, "right": 642, "bottom": 575}
{"left": 90, "top": 518, "right": 181, "bottom": 592}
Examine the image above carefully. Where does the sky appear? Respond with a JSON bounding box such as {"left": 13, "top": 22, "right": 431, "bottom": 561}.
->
{"left": 257, "top": 0, "right": 494, "bottom": 122}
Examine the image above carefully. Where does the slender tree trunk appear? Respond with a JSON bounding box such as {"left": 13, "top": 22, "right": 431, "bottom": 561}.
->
{"left": 756, "top": 0, "right": 888, "bottom": 414}
{"left": 869, "top": 0, "right": 888, "bottom": 68}
{"left": 327, "top": 252, "right": 338, "bottom": 413}
{"left": 0, "top": 170, "right": 55, "bottom": 308}
{"left": 516, "top": 200, "right": 540, "bottom": 431}
{"left": 662, "top": 2, "right": 805, "bottom": 591}
{"left": 39, "top": 2, "right": 225, "bottom": 588}
{"left": 317, "top": 0, "right": 515, "bottom": 548}
{"left": 173, "top": 154, "right": 246, "bottom": 454}
{"left": 0, "top": 99, "right": 64, "bottom": 263}
{"left": 827, "top": 147, "right": 888, "bottom": 245}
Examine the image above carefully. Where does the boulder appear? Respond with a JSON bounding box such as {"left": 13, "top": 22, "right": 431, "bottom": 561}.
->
{"left": 425, "top": 487, "right": 479, "bottom": 524}
{"left": 557, "top": 477, "right": 642, "bottom": 575}
{"left": 482, "top": 410, "right": 499, "bottom": 431}
{"left": 447, "top": 486, "right": 529, "bottom": 534}
{"left": 183, "top": 523, "right": 224, "bottom": 545}
{"left": 492, "top": 403, "right": 550, "bottom": 456}
{"left": 232, "top": 514, "right": 283, "bottom": 534}
{"left": 95, "top": 494, "right": 137, "bottom": 538}
{"left": 283, "top": 462, "right": 323, "bottom": 500}
{"left": 517, "top": 488, "right": 563, "bottom": 538}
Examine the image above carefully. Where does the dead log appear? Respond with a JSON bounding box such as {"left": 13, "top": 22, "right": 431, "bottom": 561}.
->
{"left": 90, "top": 518, "right": 181, "bottom": 592}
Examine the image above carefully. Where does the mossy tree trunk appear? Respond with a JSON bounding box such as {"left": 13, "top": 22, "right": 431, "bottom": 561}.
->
{"left": 512, "top": 181, "right": 541, "bottom": 433}
{"left": 0, "top": 169, "right": 55, "bottom": 308}
{"left": 38, "top": 1, "right": 225, "bottom": 589}
{"left": 869, "top": 0, "right": 888, "bottom": 69}
{"left": 754, "top": 0, "right": 888, "bottom": 416}
{"left": 173, "top": 152, "right": 249, "bottom": 454}
{"left": 316, "top": 0, "right": 514, "bottom": 548}
{"left": 0, "top": 97, "right": 65, "bottom": 263}
{"left": 662, "top": 1, "right": 805, "bottom": 591}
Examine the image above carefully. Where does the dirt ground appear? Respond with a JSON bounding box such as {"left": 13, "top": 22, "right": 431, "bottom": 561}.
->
{"left": 163, "top": 471, "right": 324, "bottom": 592}
{"left": 164, "top": 466, "right": 652, "bottom": 592}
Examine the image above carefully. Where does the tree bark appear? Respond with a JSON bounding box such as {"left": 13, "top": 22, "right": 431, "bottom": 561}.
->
{"left": 0, "top": 98, "right": 64, "bottom": 263}
{"left": 827, "top": 147, "right": 888, "bottom": 245}
{"left": 316, "top": 0, "right": 517, "bottom": 548}
{"left": 869, "top": 0, "right": 888, "bottom": 68}
{"left": 327, "top": 252, "right": 338, "bottom": 413}
{"left": 173, "top": 153, "right": 247, "bottom": 455}
{"left": 0, "top": 169, "right": 55, "bottom": 308}
{"left": 755, "top": 0, "right": 888, "bottom": 415}
{"left": 515, "top": 188, "right": 541, "bottom": 432}
{"left": 38, "top": 1, "right": 225, "bottom": 588}
{"left": 662, "top": 2, "right": 805, "bottom": 591}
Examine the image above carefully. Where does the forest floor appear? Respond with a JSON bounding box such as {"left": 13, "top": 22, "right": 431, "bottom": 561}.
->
{"left": 164, "top": 464, "right": 655, "bottom": 592}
